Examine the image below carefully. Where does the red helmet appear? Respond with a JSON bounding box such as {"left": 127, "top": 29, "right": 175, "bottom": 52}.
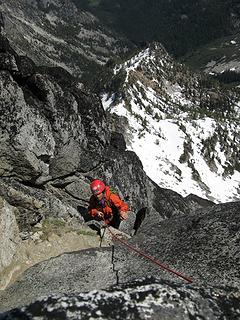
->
{"left": 90, "top": 179, "right": 105, "bottom": 195}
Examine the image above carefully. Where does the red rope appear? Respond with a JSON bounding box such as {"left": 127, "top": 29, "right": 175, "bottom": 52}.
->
{"left": 107, "top": 227, "right": 194, "bottom": 284}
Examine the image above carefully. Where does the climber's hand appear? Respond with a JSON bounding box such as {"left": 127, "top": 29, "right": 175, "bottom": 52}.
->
{"left": 120, "top": 211, "right": 128, "bottom": 220}
{"left": 97, "top": 211, "right": 104, "bottom": 219}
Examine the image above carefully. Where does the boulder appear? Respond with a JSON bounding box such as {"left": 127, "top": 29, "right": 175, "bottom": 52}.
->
{"left": 1, "top": 278, "right": 239, "bottom": 320}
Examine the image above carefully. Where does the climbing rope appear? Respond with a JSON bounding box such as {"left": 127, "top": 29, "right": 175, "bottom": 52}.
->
{"left": 107, "top": 226, "right": 194, "bottom": 284}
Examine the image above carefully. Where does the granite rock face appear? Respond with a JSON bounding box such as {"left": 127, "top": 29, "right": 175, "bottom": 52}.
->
{"left": 0, "top": 247, "right": 115, "bottom": 311}
{"left": 1, "top": 278, "right": 240, "bottom": 320}
{"left": 1, "top": 34, "right": 240, "bottom": 319}
{"left": 0, "top": 201, "right": 239, "bottom": 314}
{"left": 0, "top": 33, "right": 162, "bottom": 231}
{"left": 0, "top": 56, "right": 109, "bottom": 182}
{"left": 114, "top": 201, "right": 240, "bottom": 288}
{"left": 0, "top": 197, "right": 22, "bottom": 274}
{"left": 0, "top": 34, "right": 185, "bottom": 291}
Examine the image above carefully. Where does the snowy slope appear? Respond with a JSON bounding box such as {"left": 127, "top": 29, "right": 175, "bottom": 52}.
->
{"left": 102, "top": 43, "right": 240, "bottom": 203}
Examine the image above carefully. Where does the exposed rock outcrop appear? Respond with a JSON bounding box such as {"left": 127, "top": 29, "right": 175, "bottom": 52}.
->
{"left": 1, "top": 34, "right": 239, "bottom": 320}
{"left": 114, "top": 201, "right": 240, "bottom": 288}
{"left": 0, "top": 197, "right": 21, "bottom": 274}
{"left": 0, "top": 32, "right": 157, "bottom": 228}
{"left": 1, "top": 278, "right": 240, "bottom": 320}
{"left": 0, "top": 33, "right": 185, "bottom": 297}
{"left": 0, "top": 200, "right": 239, "bottom": 313}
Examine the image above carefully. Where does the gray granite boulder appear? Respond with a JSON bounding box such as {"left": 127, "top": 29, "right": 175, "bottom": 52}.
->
{"left": 1, "top": 278, "right": 239, "bottom": 320}
{"left": 0, "top": 200, "right": 239, "bottom": 313}
{"left": 0, "top": 247, "right": 115, "bottom": 312}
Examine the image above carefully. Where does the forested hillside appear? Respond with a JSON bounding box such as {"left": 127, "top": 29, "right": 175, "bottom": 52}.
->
{"left": 73, "top": 0, "right": 238, "bottom": 56}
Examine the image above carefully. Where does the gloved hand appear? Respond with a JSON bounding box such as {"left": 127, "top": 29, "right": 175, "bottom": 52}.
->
{"left": 97, "top": 211, "right": 104, "bottom": 219}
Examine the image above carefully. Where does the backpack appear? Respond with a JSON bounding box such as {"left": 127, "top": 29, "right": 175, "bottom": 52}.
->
{"left": 106, "top": 186, "right": 123, "bottom": 209}
{"left": 109, "top": 186, "right": 120, "bottom": 197}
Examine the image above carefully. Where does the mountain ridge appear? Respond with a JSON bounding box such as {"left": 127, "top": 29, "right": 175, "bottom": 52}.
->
{"left": 102, "top": 43, "right": 240, "bottom": 203}
{"left": 0, "top": 24, "right": 240, "bottom": 319}
{"left": 0, "top": 0, "right": 133, "bottom": 88}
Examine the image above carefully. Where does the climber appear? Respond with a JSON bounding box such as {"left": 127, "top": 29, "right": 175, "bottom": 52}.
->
{"left": 88, "top": 179, "right": 129, "bottom": 229}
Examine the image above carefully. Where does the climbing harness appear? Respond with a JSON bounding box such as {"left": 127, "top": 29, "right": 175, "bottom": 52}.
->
{"left": 106, "top": 226, "right": 194, "bottom": 284}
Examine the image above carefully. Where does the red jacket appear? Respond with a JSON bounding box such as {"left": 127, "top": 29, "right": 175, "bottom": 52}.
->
{"left": 88, "top": 186, "right": 129, "bottom": 224}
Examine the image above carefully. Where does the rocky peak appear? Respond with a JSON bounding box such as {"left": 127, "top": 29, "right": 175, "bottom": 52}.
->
{"left": 102, "top": 43, "right": 240, "bottom": 203}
